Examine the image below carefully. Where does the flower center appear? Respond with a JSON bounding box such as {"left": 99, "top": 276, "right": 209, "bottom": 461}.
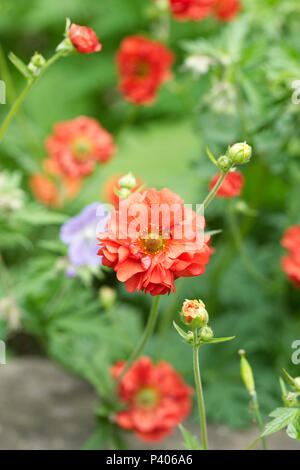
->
{"left": 140, "top": 232, "right": 166, "bottom": 255}
{"left": 134, "top": 387, "right": 159, "bottom": 410}
{"left": 135, "top": 61, "right": 150, "bottom": 78}
{"left": 71, "top": 137, "right": 93, "bottom": 160}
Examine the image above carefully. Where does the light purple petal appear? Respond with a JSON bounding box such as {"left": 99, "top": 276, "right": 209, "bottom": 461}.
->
{"left": 60, "top": 202, "right": 108, "bottom": 244}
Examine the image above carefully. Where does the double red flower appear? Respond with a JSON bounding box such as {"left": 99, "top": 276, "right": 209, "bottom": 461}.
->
{"left": 209, "top": 171, "right": 244, "bottom": 198}
{"left": 45, "top": 116, "right": 116, "bottom": 178}
{"left": 169, "top": 0, "right": 240, "bottom": 22}
{"left": 281, "top": 225, "right": 300, "bottom": 288}
{"left": 111, "top": 357, "right": 192, "bottom": 442}
{"left": 116, "top": 36, "right": 174, "bottom": 105}
{"left": 98, "top": 188, "right": 212, "bottom": 296}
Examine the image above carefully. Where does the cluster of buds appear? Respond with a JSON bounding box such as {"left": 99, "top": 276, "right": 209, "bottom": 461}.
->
{"left": 174, "top": 298, "right": 234, "bottom": 349}
{"left": 217, "top": 142, "right": 252, "bottom": 174}
{"left": 114, "top": 172, "right": 137, "bottom": 200}
{"left": 0, "top": 171, "right": 25, "bottom": 212}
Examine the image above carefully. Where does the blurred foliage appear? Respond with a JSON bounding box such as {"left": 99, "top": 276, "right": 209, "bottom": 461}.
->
{"left": 0, "top": 0, "right": 300, "bottom": 441}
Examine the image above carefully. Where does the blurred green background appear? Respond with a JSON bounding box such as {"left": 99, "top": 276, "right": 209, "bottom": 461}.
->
{"left": 0, "top": 0, "right": 300, "bottom": 433}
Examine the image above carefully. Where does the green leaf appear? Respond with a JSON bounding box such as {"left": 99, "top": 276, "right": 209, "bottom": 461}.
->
{"left": 286, "top": 422, "right": 298, "bottom": 440}
{"left": 8, "top": 52, "right": 32, "bottom": 80}
{"left": 173, "top": 321, "right": 192, "bottom": 344}
{"left": 262, "top": 408, "right": 299, "bottom": 437}
{"left": 82, "top": 421, "right": 109, "bottom": 450}
{"left": 201, "top": 336, "right": 235, "bottom": 345}
{"left": 178, "top": 424, "right": 202, "bottom": 450}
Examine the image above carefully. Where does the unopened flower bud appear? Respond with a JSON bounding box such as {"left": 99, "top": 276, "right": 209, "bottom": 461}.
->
{"left": 217, "top": 155, "right": 232, "bottom": 172}
{"left": 294, "top": 377, "right": 300, "bottom": 391}
{"left": 228, "top": 142, "right": 252, "bottom": 165}
{"left": 115, "top": 187, "right": 131, "bottom": 200}
{"left": 239, "top": 349, "right": 255, "bottom": 395}
{"left": 99, "top": 286, "right": 116, "bottom": 310}
{"left": 28, "top": 52, "right": 46, "bottom": 76}
{"left": 199, "top": 326, "right": 213, "bottom": 340}
{"left": 118, "top": 172, "right": 137, "bottom": 190}
{"left": 181, "top": 299, "right": 209, "bottom": 328}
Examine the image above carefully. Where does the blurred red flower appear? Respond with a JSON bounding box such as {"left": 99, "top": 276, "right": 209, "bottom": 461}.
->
{"left": 45, "top": 116, "right": 116, "bottom": 178}
{"left": 169, "top": 0, "right": 216, "bottom": 21}
{"left": 29, "top": 158, "right": 82, "bottom": 208}
{"left": 209, "top": 171, "right": 244, "bottom": 198}
{"left": 116, "top": 36, "right": 174, "bottom": 105}
{"left": 69, "top": 23, "right": 102, "bottom": 54}
{"left": 102, "top": 173, "right": 144, "bottom": 208}
{"left": 214, "top": 0, "right": 240, "bottom": 21}
{"left": 98, "top": 188, "right": 212, "bottom": 296}
{"left": 111, "top": 357, "right": 192, "bottom": 442}
{"left": 281, "top": 225, "right": 300, "bottom": 288}
{"left": 281, "top": 225, "right": 300, "bottom": 256}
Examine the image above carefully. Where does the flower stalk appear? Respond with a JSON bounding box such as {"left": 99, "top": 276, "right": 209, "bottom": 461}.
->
{"left": 193, "top": 328, "right": 209, "bottom": 450}
{"left": 114, "top": 295, "right": 161, "bottom": 388}
{"left": 0, "top": 50, "right": 64, "bottom": 143}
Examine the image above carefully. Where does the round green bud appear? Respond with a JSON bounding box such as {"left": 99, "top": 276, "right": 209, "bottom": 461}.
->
{"left": 228, "top": 142, "right": 252, "bottom": 165}
{"left": 118, "top": 172, "right": 137, "bottom": 190}
{"left": 99, "top": 286, "right": 116, "bottom": 310}
{"left": 217, "top": 155, "right": 232, "bottom": 172}
{"left": 199, "top": 326, "right": 214, "bottom": 341}
{"left": 28, "top": 53, "right": 46, "bottom": 76}
{"left": 115, "top": 187, "right": 131, "bottom": 200}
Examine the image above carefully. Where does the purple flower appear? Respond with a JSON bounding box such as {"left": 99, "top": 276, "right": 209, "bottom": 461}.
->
{"left": 60, "top": 202, "right": 110, "bottom": 268}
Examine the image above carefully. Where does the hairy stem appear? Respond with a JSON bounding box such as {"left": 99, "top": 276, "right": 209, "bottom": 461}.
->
{"left": 115, "top": 295, "right": 161, "bottom": 388}
{"left": 193, "top": 329, "right": 208, "bottom": 450}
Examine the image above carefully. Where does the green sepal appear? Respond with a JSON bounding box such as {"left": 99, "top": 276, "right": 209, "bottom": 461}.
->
{"left": 8, "top": 52, "right": 32, "bottom": 80}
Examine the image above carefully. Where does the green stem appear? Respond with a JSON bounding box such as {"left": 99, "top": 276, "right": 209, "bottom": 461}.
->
{"left": 115, "top": 295, "right": 161, "bottom": 388}
{"left": 200, "top": 172, "right": 228, "bottom": 211}
{"left": 252, "top": 392, "right": 268, "bottom": 450}
{"left": 193, "top": 329, "right": 208, "bottom": 450}
{"left": 0, "top": 50, "right": 64, "bottom": 143}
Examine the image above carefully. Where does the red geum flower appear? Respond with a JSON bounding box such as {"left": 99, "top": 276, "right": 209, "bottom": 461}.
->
{"left": 281, "top": 254, "right": 300, "bottom": 288}
{"left": 281, "top": 225, "right": 300, "bottom": 288}
{"left": 111, "top": 357, "right": 192, "bottom": 442}
{"left": 69, "top": 23, "right": 102, "bottom": 54}
{"left": 169, "top": 0, "right": 217, "bottom": 21}
{"left": 45, "top": 116, "right": 116, "bottom": 178}
{"left": 98, "top": 188, "right": 212, "bottom": 296}
{"left": 214, "top": 0, "right": 240, "bottom": 21}
{"left": 102, "top": 174, "right": 144, "bottom": 208}
{"left": 29, "top": 158, "right": 82, "bottom": 208}
{"left": 116, "top": 36, "right": 174, "bottom": 105}
{"left": 281, "top": 225, "right": 300, "bottom": 256}
{"left": 209, "top": 171, "right": 244, "bottom": 198}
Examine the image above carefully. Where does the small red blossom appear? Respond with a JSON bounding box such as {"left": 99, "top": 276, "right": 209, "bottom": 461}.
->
{"left": 209, "top": 171, "right": 244, "bottom": 198}
{"left": 29, "top": 158, "right": 82, "bottom": 208}
{"left": 103, "top": 174, "right": 144, "bottom": 208}
{"left": 281, "top": 225, "right": 300, "bottom": 288}
{"left": 45, "top": 116, "right": 116, "bottom": 178}
{"left": 169, "top": 0, "right": 217, "bottom": 21}
{"left": 214, "top": 0, "right": 240, "bottom": 21}
{"left": 98, "top": 188, "right": 212, "bottom": 296}
{"left": 116, "top": 36, "right": 174, "bottom": 105}
{"left": 111, "top": 357, "right": 192, "bottom": 442}
{"left": 69, "top": 23, "right": 102, "bottom": 54}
